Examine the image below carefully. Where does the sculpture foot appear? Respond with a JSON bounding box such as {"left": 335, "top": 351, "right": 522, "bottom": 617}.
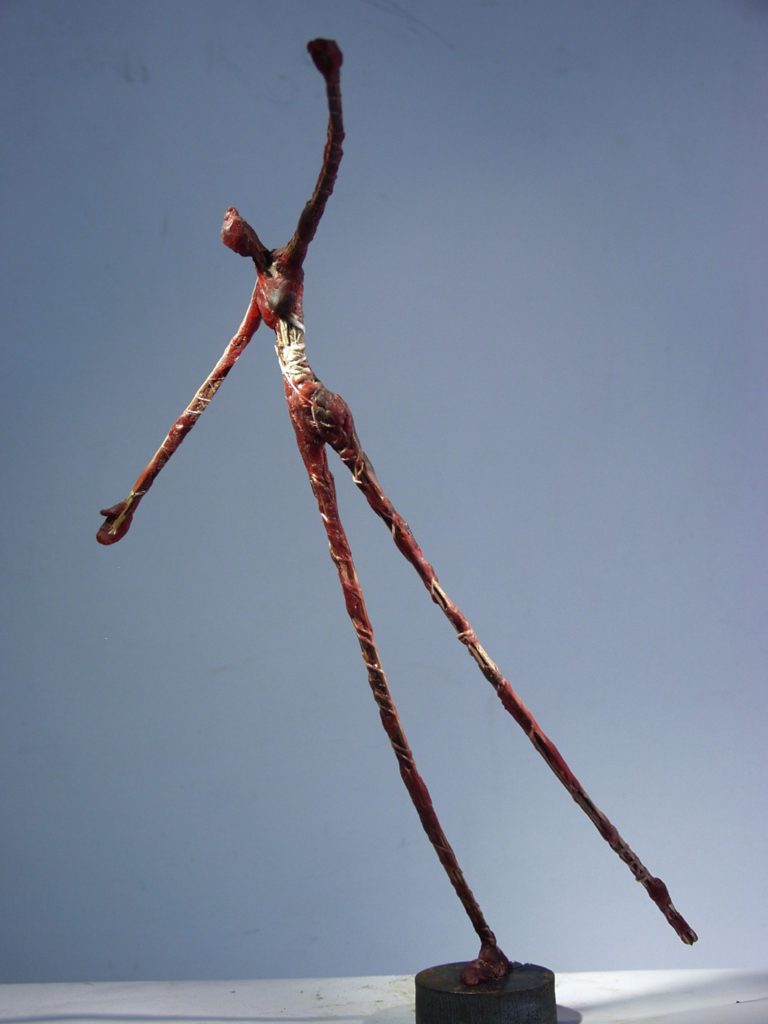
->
{"left": 460, "top": 942, "right": 511, "bottom": 986}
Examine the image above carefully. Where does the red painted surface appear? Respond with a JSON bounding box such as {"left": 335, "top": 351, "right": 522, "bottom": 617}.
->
{"left": 97, "top": 37, "right": 696, "bottom": 981}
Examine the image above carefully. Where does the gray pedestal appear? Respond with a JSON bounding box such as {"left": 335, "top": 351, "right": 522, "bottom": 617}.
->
{"left": 415, "top": 962, "right": 556, "bottom": 1024}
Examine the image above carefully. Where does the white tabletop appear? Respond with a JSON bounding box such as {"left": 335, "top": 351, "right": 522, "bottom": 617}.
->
{"left": 1, "top": 968, "right": 766, "bottom": 1024}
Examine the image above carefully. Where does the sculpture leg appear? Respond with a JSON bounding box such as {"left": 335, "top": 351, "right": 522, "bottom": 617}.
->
{"left": 315, "top": 384, "right": 698, "bottom": 947}
{"left": 285, "top": 384, "right": 509, "bottom": 985}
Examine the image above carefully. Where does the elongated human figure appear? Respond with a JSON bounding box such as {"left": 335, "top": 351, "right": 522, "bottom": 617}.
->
{"left": 99, "top": 39, "right": 697, "bottom": 984}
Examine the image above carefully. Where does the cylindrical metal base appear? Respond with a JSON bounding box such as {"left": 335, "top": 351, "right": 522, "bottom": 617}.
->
{"left": 415, "top": 962, "right": 556, "bottom": 1024}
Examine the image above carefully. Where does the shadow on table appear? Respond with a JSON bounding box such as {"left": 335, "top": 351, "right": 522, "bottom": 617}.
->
{"left": 555, "top": 1006, "right": 582, "bottom": 1023}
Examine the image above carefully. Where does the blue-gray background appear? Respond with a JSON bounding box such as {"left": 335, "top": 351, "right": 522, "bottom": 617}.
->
{"left": 1, "top": 0, "right": 766, "bottom": 984}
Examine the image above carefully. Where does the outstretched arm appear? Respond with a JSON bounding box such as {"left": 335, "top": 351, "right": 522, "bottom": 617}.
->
{"left": 97, "top": 285, "right": 262, "bottom": 545}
